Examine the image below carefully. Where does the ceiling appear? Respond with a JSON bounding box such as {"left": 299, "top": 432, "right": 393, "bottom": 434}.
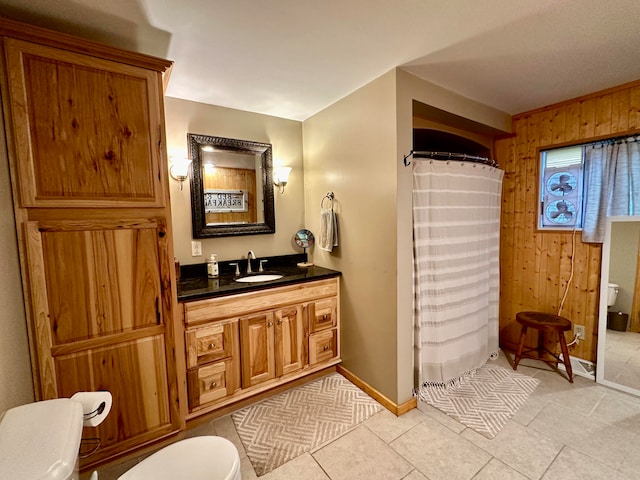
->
{"left": 3, "top": 0, "right": 640, "bottom": 121}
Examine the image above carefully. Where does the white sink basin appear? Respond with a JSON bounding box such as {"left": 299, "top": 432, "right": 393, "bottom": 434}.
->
{"left": 235, "top": 274, "right": 284, "bottom": 283}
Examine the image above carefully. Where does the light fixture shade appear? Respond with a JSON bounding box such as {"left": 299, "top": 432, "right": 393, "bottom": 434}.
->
{"left": 273, "top": 166, "right": 292, "bottom": 185}
{"left": 170, "top": 158, "right": 192, "bottom": 179}
{"left": 169, "top": 158, "right": 192, "bottom": 190}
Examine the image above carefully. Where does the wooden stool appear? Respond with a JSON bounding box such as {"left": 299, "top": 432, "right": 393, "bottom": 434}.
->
{"left": 513, "top": 311, "right": 573, "bottom": 383}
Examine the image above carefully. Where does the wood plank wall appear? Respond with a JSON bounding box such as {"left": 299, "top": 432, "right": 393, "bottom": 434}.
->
{"left": 496, "top": 79, "right": 640, "bottom": 363}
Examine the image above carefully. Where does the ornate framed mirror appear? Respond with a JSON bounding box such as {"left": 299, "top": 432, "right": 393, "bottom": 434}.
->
{"left": 188, "top": 133, "right": 275, "bottom": 237}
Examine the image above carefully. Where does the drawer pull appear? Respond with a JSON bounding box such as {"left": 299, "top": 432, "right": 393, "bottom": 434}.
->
{"left": 210, "top": 382, "right": 217, "bottom": 388}
{"left": 322, "top": 314, "right": 328, "bottom": 321}
{"left": 323, "top": 345, "right": 329, "bottom": 351}
{"left": 208, "top": 343, "right": 216, "bottom": 350}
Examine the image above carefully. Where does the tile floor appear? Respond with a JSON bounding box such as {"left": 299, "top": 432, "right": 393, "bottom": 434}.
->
{"left": 87, "top": 351, "right": 640, "bottom": 480}
{"left": 604, "top": 329, "right": 640, "bottom": 390}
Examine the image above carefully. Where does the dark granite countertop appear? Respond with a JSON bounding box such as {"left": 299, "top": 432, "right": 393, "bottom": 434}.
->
{"left": 177, "top": 254, "right": 341, "bottom": 302}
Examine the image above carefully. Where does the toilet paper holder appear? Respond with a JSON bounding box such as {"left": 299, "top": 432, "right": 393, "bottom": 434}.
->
{"left": 71, "top": 391, "right": 112, "bottom": 427}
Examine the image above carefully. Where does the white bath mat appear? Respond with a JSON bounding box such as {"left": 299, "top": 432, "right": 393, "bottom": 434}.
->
{"left": 418, "top": 364, "right": 540, "bottom": 438}
{"left": 232, "top": 373, "right": 382, "bottom": 476}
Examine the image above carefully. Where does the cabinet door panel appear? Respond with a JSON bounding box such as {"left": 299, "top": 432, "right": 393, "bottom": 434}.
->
{"left": 55, "top": 335, "right": 171, "bottom": 450}
{"left": 5, "top": 38, "right": 165, "bottom": 207}
{"left": 275, "top": 305, "right": 306, "bottom": 376}
{"left": 239, "top": 312, "right": 275, "bottom": 388}
{"left": 35, "top": 222, "right": 162, "bottom": 344}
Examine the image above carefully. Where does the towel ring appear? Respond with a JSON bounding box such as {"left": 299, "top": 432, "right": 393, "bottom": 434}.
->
{"left": 321, "top": 192, "right": 334, "bottom": 209}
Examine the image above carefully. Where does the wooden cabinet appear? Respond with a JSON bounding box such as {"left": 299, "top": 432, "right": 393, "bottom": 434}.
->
{"left": 275, "top": 305, "right": 307, "bottom": 377}
{"left": 240, "top": 305, "right": 306, "bottom": 388}
{"left": 0, "top": 19, "right": 182, "bottom": 468}
{"left": 3, "top": 37, "right": 167, "bottom": 208}
{"left": 308, "top": 297, "right": 339, "bottom": 366}
{"left": 185, "top": 319, "right": 241, "bottom": 410}
{"left": 182, "top": 278, "right": 340, "bottom": 417}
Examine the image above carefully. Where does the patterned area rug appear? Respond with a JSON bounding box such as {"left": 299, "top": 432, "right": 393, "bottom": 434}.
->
{"left": 232, "top": 373, "right": 382, "bottom": 476}
{"left": 418, "top": 364, "right": 540, "bottom": 439}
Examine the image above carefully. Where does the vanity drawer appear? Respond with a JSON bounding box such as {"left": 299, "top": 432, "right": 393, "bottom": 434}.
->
{"left": 308, "top": 297, "right": 337, "bottom": 333}
{"left": 309, "top": 329, "right": 338, "bottom": 366}
{"left": 185, "top": 321, "right": 237, "bottom": 368}
{"left": 187, "top": 359, "right": 238, "bottom": 409}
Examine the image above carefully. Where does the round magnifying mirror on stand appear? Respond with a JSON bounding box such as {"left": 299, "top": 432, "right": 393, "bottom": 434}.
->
{"left": 295, "top": 229, "right": 315, "bottom": 267}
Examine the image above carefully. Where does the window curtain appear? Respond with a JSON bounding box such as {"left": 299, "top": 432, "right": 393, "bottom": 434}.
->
{"left": 413, "top": 160, "right": 503, "bottom": 393}
{"left": 582, "top": 137, "right": 640, "bottom": 243}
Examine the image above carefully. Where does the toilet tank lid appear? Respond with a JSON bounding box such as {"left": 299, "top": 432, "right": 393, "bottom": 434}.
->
{"left": 608, "top": 283, "right": 619, "bottom": 288}
{"left": 0, "top": 399, "right": 83, "bottom": 480}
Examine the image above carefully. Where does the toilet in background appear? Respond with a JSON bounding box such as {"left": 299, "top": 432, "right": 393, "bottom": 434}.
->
{"left": 0, "top": 399, "right": 240, "bottom": 480}
{"left": 607, "top": 282, "right": 619, "bottom": 307}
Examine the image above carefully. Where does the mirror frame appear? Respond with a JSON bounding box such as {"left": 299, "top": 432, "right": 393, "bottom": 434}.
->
{"left": 188, "top": 133, "right": 275, "bottom": 238}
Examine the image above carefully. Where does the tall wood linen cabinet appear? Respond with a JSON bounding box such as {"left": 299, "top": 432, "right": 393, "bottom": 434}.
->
{"left": 0, "top": 19, "right": 185, "bottom": 467}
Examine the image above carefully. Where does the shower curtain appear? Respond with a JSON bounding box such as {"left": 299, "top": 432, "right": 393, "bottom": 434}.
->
{"left": 413, "top": 160, "right": 503, "bottom": 392}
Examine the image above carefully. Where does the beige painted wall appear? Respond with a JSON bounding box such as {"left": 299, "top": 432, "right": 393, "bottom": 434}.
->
{"left": 609, "top": 221, "right": 640, "bottom": 315}
{"left": 303, "top": 70, "right": 400, "bottom": 401}
{"left": 165, "top": 97, "right": 305, "bottom": 265}
{"left": 0, "top": 104, "right": 35, "bottom": 412}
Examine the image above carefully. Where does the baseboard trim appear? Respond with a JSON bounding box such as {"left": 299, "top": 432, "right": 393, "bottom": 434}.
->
{"left": 336, "top": 365, "right": 417, "bottom": 416}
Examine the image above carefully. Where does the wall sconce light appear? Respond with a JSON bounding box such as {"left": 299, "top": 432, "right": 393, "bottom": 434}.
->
{"left": 273, "top": 167, "right": 292, "bottom": 194}
{"left": 169, "top": 158, "right": 192, "bottom": 190}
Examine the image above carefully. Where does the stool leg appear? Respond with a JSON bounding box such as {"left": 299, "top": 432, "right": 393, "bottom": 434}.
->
{"left": 513, "top": 325, "right": 528, "bottom": 370}
{"left": 558, "top": 330, "right": 573, "bottom": 383}
{"left": 536, "top": 330, "right": 545, "bottom": 359}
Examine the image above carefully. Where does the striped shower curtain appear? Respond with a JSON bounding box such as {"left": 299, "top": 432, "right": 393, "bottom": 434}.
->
{"left": 413, "top": 160, "right": 503, "bottom": 392}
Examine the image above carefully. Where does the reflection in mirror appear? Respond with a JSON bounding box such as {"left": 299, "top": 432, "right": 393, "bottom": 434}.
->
{"left": 188, "top": 134, "right": 275, "bottom": 237}
{"left": 596, "top": 215, "right": 640, "bottom": 396}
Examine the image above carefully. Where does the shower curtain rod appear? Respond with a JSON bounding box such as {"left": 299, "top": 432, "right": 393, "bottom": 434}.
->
{"left": 403, "top": 150, "right": 498, "bottom": 168}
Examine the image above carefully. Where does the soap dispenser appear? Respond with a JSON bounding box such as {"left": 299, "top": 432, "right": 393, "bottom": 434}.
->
{"left": 207, "top": 253, "right": 219, "bottom": 278}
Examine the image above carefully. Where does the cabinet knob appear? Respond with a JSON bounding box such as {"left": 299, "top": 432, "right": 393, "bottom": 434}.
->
{"left": 208, "top": 343, "right": 216, "bottom": 350}
{"left": 268, "top": 321, "right": 273, "bottom": 327}
{"left": 277, "top": 319, "right": 282, "bottom": 325}
{"left": 323, "top": 314, "right": 328, "bottom": 321}
{"left": 210, "top": 382, "right": 217, "bottom": 388}
{"left": 323, "top": 345, "right": 329, "bottom": 351}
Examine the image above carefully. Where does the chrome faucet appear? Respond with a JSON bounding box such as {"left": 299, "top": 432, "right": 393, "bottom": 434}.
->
{"left": 246, "top": 250, "right": 256, "bottom": 273}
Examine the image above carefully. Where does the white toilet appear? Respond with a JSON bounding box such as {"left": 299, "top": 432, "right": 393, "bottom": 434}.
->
{"left": 608, "top": 282, "right": 620, "bottom": 307}
{"left": 119, "top": 436, "right": 241, "bottom": 480}
{"left": 0, "top": 399, "right": 241, "bottom": 480}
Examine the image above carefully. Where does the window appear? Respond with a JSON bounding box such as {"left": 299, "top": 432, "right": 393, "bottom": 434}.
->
{"left": 539, "top": 145, "right": 584, "bottom": 230}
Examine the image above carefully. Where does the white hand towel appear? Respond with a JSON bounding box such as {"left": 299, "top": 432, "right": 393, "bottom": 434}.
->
{"left": 319, "top": 208, "right": 338, "bottom": 252}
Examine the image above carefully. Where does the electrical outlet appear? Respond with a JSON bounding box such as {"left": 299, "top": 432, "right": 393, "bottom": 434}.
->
{"left": 191, "top": 240, "right": 202, "bottom": 257}
{"left": 574, "top": 324, "right": 585, "bottom": 340}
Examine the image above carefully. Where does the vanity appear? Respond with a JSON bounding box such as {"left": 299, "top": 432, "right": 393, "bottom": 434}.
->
{"left": 177, "top": 256, "right": 341, "bottom": 418}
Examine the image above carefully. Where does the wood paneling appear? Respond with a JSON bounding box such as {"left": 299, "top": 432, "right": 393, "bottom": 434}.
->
{"left": 497, "top": 80, "right": 640, "bottom": 362}
{"left": 203, "top": 167, "right": 257, "bottom": 224}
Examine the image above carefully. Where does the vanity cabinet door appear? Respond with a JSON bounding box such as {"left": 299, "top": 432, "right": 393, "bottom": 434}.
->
{"left": 275, "top": 305, "right": 307, "bottom": 377}
{"left": 3, "top": 38, "right": 168, "bottom": 208}
{"left": 240, "top": 311, "right": 276, "bottom": 388}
